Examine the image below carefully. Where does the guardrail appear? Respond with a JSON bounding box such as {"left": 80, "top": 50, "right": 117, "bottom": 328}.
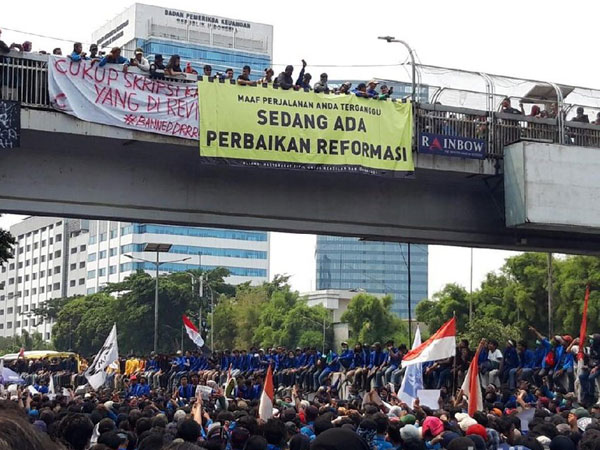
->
{"left": 3, "top": 51, "right": 600, "bottom": 159}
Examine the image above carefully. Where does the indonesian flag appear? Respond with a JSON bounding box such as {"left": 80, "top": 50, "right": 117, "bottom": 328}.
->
{"left": 461, "top": 346, "right": 483, "bottom": 416}
{"left": 183, "top": 315, "right": 204, "bottom": 348}
{"left": 259, "top": 364, "right": 274, "bottom": 420}
{"left": 402, "top": 317, "right": 456, "bottom": 367}
{"left": 578, "top": 284, "right": 591, "bottom": 362}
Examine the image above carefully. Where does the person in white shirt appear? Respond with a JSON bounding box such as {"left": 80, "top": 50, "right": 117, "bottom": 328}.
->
{"left": 129, "top": 47, "right": 150, "bottom": 72}
{"left": 480, "top": 339, "right": 503, "bottom": 388}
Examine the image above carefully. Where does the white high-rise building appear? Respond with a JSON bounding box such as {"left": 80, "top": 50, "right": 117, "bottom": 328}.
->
{"left": 0, "top": 218, "right": 270, "bottom": 340}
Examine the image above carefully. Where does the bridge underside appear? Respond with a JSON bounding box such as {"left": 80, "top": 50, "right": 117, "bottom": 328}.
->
{"left": 1, "top": 112, "right": 599, "bottom": 254}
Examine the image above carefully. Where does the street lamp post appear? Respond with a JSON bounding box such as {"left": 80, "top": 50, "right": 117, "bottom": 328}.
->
{"left": 125, "top": 243, "right": 190, "bottom": 352}
{"left": 377, "top": 36, "right": 417, "bottom": 103}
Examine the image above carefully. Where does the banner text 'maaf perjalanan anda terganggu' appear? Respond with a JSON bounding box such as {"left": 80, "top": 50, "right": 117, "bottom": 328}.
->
{"left": 198, "top": 80, "right": 414, "bottom": 176}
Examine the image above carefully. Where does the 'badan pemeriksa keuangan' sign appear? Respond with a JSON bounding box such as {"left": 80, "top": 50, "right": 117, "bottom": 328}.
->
{"left": 48, "top": 56, "right": 198, "bottom": 139}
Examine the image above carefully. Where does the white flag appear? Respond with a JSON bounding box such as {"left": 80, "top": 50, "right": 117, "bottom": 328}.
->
{"left": 85, "top": 324, "right": 119, "bottom": 390}
{"left": 398, "top": 327, "right": 423, "bottom": 405}
{"left": 48, "top": 375, "right": 56, "bottom": 395}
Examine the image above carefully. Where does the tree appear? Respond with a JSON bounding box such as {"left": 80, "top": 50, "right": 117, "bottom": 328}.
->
{"left": 342, "top": 294, "right": 407, "bottom": 345}
{"left": 460, "top": 317, "right": 521, "bottom": 348}
{"left": 416, "top": 284, "right": 470, "bottom": 334}
{"left": 0, "top": 218, "right": 16, "bottom": 267}
{"left": 0, "top": 331, "right": 53, "bottom": 355}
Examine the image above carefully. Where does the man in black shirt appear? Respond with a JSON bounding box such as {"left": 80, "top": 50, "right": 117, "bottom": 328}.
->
{"left": 237, "top": 65, "right": 256, "bottom": 86}
{"left": 501, "top": 98, "right": 521, "bottom": 115}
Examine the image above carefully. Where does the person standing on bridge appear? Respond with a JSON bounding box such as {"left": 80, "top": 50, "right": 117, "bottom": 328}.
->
{"left": 68, "top": 42, "right": 87, "bottom": 62}
{"left": 129, "top": 48, "right": 149, "bottom": 72}
{"left": 237, "top": 65, "right": 257, "bottom": 86}
{"left": 99, "top": 47, "right": 129, "bottom": 72}
{"left": 276, "top": 64, "right": 295, "bottom": 90}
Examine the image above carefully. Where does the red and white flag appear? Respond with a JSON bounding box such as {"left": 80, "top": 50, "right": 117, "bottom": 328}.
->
{"left": 402, "top": 317, "right": 456, "bottom": 367}
{"left": 259, "top": 364, "right": 275, "bottom": 420}
{"left": 461, "top": 346, "right": 483, "bottom": 416}
{"left": 182, "top": 314, "right": 204, "bottom": 348}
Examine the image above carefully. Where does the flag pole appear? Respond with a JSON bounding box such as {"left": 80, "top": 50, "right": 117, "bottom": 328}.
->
{"left": 452, "top": 310, "right": 457, "bottom": 397}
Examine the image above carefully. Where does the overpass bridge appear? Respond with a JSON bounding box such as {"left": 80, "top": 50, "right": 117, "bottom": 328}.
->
{"left": 1, "top": 52, "right": 600, "bottom": 254}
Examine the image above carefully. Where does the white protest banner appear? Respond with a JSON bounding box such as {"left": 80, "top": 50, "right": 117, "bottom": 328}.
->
{"left": 48, "top": 56, "right": 198, "bottom": 139}
{"left": 85, "top": 324, "right": 119, "bottom": 390}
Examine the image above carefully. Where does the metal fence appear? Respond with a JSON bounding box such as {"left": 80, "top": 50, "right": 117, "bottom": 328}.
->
{"left": 3, "top": 52, "right": 600, "bottom": 158}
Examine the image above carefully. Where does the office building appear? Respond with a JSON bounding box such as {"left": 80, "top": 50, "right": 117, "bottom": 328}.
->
{"left": 85, "top": 221, "right": 269, "bottom": 294}
{"left": 0, "top": 217, "right": 90, "bottom": 340}
{"left": 92, "top": 3, "right": 273, "bottom": 74}
{"left": 315, "top": 236, "right": 428, "bottom": 319}
{"left": 0, "top": 217, "right": 270, "bottom": 340}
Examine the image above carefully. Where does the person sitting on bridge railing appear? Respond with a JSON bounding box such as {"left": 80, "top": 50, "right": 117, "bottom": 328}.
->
{"left": 149, "top": 54, "right": 165, "bottom": 79}
{"left": 67, "top": 42, "right": 87, "bottom": 62}
{"left": 89, "top": 44, "right": 99, "bottom": 60}
{"left": 376, "top": 84, "right": 393, "bottom": 100}
{"left": 52, "top": 47, "right": 62, "bottom": 56}
{"left": 203, "top": 64, "right": 212, "bottom": 78}
{"left": 366, "top": 79, "right": 379, "bottom": 98}
{"left": 276, "top": 64, "right": 295, "bottom": 90}
{"left": 165, "top": 54, "right": 183, "bottom": 77}
{"left": 0, "top": 29, "right": 24, "bottom": 54}
{"left": 237, "top": 65, "right": 257, "bottom": 87}
{"left": 313, "top": 73, "right": 330, "bottom": 94}
{"left": 336, "top": 81, "right": 352, "bottom": 94}
{"left": 352, "top": 83, "right": 369, "bottom": 98}
{"left": 98, "top": 47, "right": 128, "bottom": 72}
{"left": 258, "top": 67, "right": 275, "bottom": 85}
{"left": 130, "top": 47, "right": 150, "bottom": 72}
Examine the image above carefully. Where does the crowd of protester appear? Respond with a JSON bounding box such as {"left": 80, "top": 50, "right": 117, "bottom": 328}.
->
{"left": 3, "top": 325, "right": 600, "bottom": 449}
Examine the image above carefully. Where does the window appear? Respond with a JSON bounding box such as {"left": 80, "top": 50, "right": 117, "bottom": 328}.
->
{"left": 100, "top": 233, "right": 107, "bottom": 242}
{"left": 89, "top": 235, "right": 97, "bottom": 244}
{"left": 109, "top": 248, "right": 117, "bottom": 257}
{"left": 99, "top": 250, "right": 107, "bottom": 259}
{"left": 33, "top": 257, "right": 38, "bottom": 264}
{"left": 109, "top": 265, "right": 116, "bottom": 275}
{"left": 79, "top": 278, "right": 85, "bottom": 285}
{"left": 17, "top": 276, "right": 22, "bottom": 283}
{"left": 54, "top": 266, "right": 61, "bottom": 274}
{"left": 0, "top": 310, "right": 3, "bottom": 315}
{"left": 54, "top": 250, "right": 61, "bottom": 258}
{"left": 110, "top": 229, "right": 118, "bottom": 239}
{"left": 40, "top": 286, "right": 44, "bottom": 293}
{"left": 24, "top": 319, "right": 28, "bottom": 326}
{"left": 9, "top": 263, "right": 14, "bottom": 270}
{"left": 32, "top": 273, "right": 37, "bottom": 280}
{"left": 7, "top": 307, "right": 13, "bottom": 314}
{"left": 45, "top": 332, "right": 49, "bottom": 340}
{"left": 8, "top": 278, "right": 14, "bottom": 285}
{"left": 25, "top": 275, "right": 29, "bottom": 282}
{"left": 41, "top": 255, "right": 46, "bottom": 262}
{"left": 47, "top": 269, "right": 52, "bottom": 276}
{"left": 70, "top": 263, "right": 76, "bottom": 270}
{"left": 47, "top": 284, "right": 52, "bottom": 291}
{"left": 24, "top": 305, "right": 28, "bottom": 312}
{"left": 25, "top": 259, "right": 30, "bottom": 267}
{"left": 88, "top": 253, "right": 96, "bottom": 262}
{"left": 0, "top": 324, "right": 3, "bottom": 329}
{"left": 53, "top": 283, "right": 60, "bottom": 291}
{"left": 17, "top": 306, "right": 21, "bottom": 314}
{"left": 87, "top": 270, "right": 96, "bottom": 279}
{"left": 0, "top": 296, "right": 3, "bottom": 301}
{"left": 79, "top": 261, "right": 85, "bottom": 268}
{"left": 98, "top": 268, "right": 106, "bottom": 277}
{"left": 26, "top": 244, "right": 31, "bottom": 251}
{"left": 7, "top": 322, "right": 12, "bottom": 329}
{"left": 56, "top": 221, "right": 62, "bottom": 226}
{"left": 80, "top": 245, "right": 86, "bottom": 251}
{"left": 55, "top": 234, "right": 62, "bottom": 242}
{"left": 87, "top": 288, "right": 96, "bottom": 295}
{"left": 70, "top": 247, "right": 77, "bottom": 254}
{"left": 33, "top": 242, "right": 38, "bottom": 250}
{"left": 32, "top": 288, "right": 36, "bottom": 295}
{"left": 18, "top": 262, "right": 23, "bottom": 269}
{"left": 16, "top": 321, "right": 20, "bottom": 328}
{"left": 41, "top": 240, "right": 46, "bottom": 247}
{"left": 69, "top": 280, "right": 75, "bottom": 287}
{"left": 49, "top": 237, "right": 53, "bottom": 245}
{"left": 48, "top": 253, "right": 53, "bottom": 261}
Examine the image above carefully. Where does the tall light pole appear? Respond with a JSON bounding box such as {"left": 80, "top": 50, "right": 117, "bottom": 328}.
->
{"left": 377, "top": 36, "right": 417, "bottom": 103}
{"left": 469, "top": 248, "right": 474, "bottom": 322}
{"left": 125, "top": 243, "right": 190, "bottom": 352}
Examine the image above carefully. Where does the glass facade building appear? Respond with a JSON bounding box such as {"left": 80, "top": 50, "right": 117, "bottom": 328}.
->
{"left": 315, "top": 236, "right": 428, "bottom": 318}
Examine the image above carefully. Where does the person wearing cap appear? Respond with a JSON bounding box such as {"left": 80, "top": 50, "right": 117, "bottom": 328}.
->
{"left": 337, "top": 82, "right": 352, "bottom": 94}
{"left": 126, "top": 374, "right": 142, "bottom": 398}
{"left": 99, "top": 47, "right": 129, "bottom": 71}
{"left": 89, "top": 44, "right": 99, "bottom": 59}
{"left": 68, "top": 42, "right": 87, "bottom": 62}
{"left": 130, "top": 47, "right": 149, "bottom": 71}
{"left": 258, "top": 67, "right": 274, "bottom": 84}
{"left": 366, "top": 79, "right": 379, "bottom": 98}
{"left": 313, "top": 73, "right": 330, "bottom": 94}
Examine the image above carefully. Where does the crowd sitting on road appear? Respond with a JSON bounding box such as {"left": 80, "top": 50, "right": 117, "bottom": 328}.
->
{"left": 3, "top": 324, "right": 600, "bottom": 449}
